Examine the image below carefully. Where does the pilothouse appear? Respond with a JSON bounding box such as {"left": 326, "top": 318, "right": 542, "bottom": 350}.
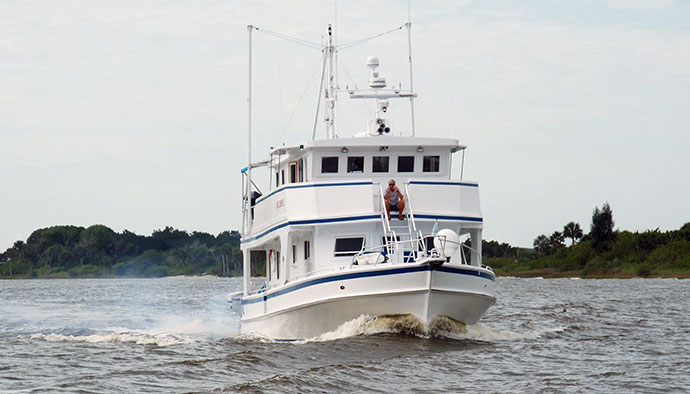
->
{"left": 232, "top": 21, "right": 496, "bottom": 340}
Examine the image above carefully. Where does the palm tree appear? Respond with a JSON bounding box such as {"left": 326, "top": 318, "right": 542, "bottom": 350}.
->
{"left": 533, "top": 234, "right": 551, "bottom": 257}
{"left": 563, "top": 222, "right": 583, "bottom": 246}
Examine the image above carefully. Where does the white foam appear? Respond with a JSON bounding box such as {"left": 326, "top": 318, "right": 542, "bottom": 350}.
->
{"left": 294, "top": 315, "right": 567, "bottom": 343}
{"left": 153, "top": 317, "right": 239, "bottom": 338}
{"left": 443, "top": 323, "right": 567, "bottom": 342}
{"left": 28, "top": 329, "right": 195, "bottom": 347}
{"left": 298, "top": 315, "right": 380, "bottom": 343}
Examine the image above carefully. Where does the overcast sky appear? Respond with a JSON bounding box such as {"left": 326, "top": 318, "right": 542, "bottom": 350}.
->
{"left": 2, "top": 0, "right": 689, "bottom": 251}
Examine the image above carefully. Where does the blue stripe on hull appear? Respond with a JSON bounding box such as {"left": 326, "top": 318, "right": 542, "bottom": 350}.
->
{"left": 409, "top": 180, "right": 478, "bottom": 187}
{"left": 241, "top": 214, "right": 381, "bottom": 244}
{"left": 242, "top": 264, "right": 494, "bottom": 305}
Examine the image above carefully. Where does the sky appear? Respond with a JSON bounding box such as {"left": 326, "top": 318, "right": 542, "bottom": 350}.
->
{"left": 1, "top": 0, "right": 690, "bottom": 251}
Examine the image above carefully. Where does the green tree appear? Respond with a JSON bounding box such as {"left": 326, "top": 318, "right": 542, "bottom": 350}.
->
{"left": 563, "top": 222, "right": 584, "bottom": 246}
{"left": 591, "top": 202, "right": 615, "bottom": 251}
{"left": 79, "top": 225, "right": 117, "bottom": 265}
{"left": 549, "top": 231, "right": 565, "bottom": 250}
{"left": 533, "top": 234, "right": 551, "bottom": 257}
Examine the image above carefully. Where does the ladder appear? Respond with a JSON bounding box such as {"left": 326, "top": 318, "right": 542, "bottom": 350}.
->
{"left": 377, "top": 182, "right": 424, "bottom": 263}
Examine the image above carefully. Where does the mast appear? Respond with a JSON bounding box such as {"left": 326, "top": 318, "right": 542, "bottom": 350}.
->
{"left": 325, "top": 24, "right": 338, "bottom": 139}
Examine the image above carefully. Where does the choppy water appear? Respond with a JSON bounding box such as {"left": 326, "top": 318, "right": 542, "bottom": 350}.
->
{"left": 1, "top": 277, "right": 688, "bottom": 393}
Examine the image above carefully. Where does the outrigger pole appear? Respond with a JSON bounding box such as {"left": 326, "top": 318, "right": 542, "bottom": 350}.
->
{"left": 244, "top": 24, "right": 254, "bottom": 295}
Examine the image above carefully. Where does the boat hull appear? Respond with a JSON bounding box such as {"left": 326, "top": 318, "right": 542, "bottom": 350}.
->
{"left": 240, "top": 263, "right": 496, "bottom": 340}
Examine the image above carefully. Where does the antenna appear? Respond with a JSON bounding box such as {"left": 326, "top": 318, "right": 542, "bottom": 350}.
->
{"left": 406, "top": 21, "right": 415, "bottom": 136}
{"left": 245, "top": 24, "right": 254, "bottom": 235}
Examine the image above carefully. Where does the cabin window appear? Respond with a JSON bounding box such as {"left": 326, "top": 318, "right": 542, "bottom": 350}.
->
{"left": 321, "top": 156, "right": 339, "bottom": 173}
{"left": 289, "top": 162, "right": 297, "bottom": 183}
{"left": 347, "top": 156, "right": 364, "bottom": 173}
{"left": 423, "top": 156, "right": 440, "bottom": 172}
{"left": 298, "top": 159, "right": 304, "bottom": 182}
{"left": 304, "top": 240, "right": 310, "bottom": 260}
{"left": 281, "top": 170, "right": 285, "bottom": 185}
{"left": 275, "top": 172, "right": 279, "bottom": 188}
{"left": 372, "top": 156, "right": 389, "bottom": 172}
{"left": 292, "top": 244, "right": 296, "bottom": 264}
{"left": 334, "top": 237, "right": 365, "bottom": 257}
{"left": 382, "top": 235, "right": 400, "bottom": 249}
{"left": 398, "top": 156, "right": 415, "bottom": 172}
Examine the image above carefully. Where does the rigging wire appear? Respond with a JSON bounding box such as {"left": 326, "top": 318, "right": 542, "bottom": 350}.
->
{"left": 253, "top": 26, "right": 323, "bottom": 50}
{"left": 312, "top": 51, "right": 328, "bottom": 139}
{"left": 274, "top": 53, "right": 325, "bottom": 146}
{"left": 337, "top": 57, "right": 374, "bottom": 118}
{"left": 337, "top": 24, "right": 406, "bottom": 51}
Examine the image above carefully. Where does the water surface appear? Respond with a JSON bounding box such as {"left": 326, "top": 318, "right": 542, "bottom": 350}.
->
{"left": 1, "top": 277, "right": 688, "bottom": 393}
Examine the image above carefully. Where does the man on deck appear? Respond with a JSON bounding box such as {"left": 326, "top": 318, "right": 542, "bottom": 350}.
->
{"left": 385, "top": 179, "right": 405, "bottom": 220}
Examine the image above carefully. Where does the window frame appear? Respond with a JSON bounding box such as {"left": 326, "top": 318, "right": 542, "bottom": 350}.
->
{"left": 321, "top": 156, "right": 339, "bottom": 173}
{"left": 333, "top": 236, "right": 366, "bottom": 257}
{"left": 372, "top": 156, "right": 390, "bottom": 173}
{"left": 397, "top": 156, "right": 415, "bottom": 172}
{"left": 347, "top": 156, "right": 365, "bottom": 173}
{"left": 289, "top": 162, "right": 297, "bottom": 183}
{"left": 423, "top": 155, "right": 440, "bottom": 172}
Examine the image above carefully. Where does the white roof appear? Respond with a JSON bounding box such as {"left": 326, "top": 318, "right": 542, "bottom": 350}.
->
{"left": 269, "top": 136, "right": 465, "bottom": 156}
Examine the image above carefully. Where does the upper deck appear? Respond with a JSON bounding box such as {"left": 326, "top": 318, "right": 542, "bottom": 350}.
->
{"left": 241, "top": 136, "right": 482, "bottom": 247}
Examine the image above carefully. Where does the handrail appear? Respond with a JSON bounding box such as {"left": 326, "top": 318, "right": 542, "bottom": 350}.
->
{"left": 403, "top": 182, "right": 423, "bottom": 252}
{"left": 377, "top": 182, "right": 394, "bottom": 255}
{"left": 377, "top": 183, "right": 392, "bottom": 234}
{"left": 434, "top": 237, "right": 482, "bottom": 266}
{"left": 351, "top": 236, "right": 427, "bottom": 265}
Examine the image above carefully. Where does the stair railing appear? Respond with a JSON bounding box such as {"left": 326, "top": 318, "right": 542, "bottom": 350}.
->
{"left": 377, "top": 183, "right": 396, "bottom": 256}
{"left": 404, "top": 182, "right": 424, "bottom": 253}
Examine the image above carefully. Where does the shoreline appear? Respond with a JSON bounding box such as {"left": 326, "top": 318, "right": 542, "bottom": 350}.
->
{"left": 2, "top": 271, "right": 689, "bottom": 280}
{"left": 495, "top": 268, "right": 690, "bottom": 279}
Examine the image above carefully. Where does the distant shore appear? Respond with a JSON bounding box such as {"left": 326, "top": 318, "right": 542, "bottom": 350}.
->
{"left": 3, "top": 219, "right": 689, "bottom": 280}
{"left": 494, "top": 268, "right": 690, "bottom": 279}
{"left": 3, "top": 270, "right": 689, "bottom": 280}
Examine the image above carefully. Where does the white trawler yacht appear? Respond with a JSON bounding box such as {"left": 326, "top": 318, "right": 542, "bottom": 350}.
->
{"left": 233, "top": 23, "right": 496, "bottom": 339}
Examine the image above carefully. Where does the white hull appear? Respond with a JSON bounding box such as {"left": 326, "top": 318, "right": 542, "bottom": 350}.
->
{"left": 240, "top": 262, "right": 495, "bottom": 340}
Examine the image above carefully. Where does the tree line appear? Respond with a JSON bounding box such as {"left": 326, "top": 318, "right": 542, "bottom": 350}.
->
{"left": 483, "top": 203, "right": 690, "bottom": 277}
{"left": 0, "top": 225, "right": 243, "bottom": 278}
{"left": 3, "top": 203, "right": 689, "bottom": 279}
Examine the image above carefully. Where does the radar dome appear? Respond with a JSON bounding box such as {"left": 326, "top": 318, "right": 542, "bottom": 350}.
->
{"left": 433, "top": 229, "right": 460, "bottom": 258}
{"left": 366, "top": 55, "right": 379, "bottom": 69}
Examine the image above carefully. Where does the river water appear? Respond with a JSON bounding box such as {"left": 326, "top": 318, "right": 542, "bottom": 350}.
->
{"left": 1, "top": 277, "right": 688, "bottom": 393}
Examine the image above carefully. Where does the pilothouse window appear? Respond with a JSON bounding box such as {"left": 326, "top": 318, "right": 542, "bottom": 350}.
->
{"left": 347, "top": 156, "right": 364, "bottom": 173}
{"left": 423, "top": 156, "right": 440, "bottom": 172}
{"left": 372, "top": 156, "right": 389, "bottom": 172}
{"left": 334, "top": 237, "right": 365, "bottom": 257}
{"left": 398, "top": 156, "right": 414, "bottom": 172}
{"left": 321, "top": 157, "right": 339, "bottom": 173}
